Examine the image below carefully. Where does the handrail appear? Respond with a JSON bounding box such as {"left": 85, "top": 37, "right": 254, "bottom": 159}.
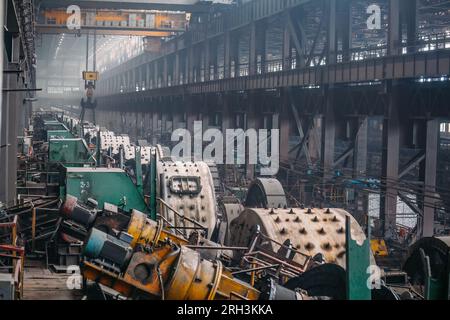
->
{"left": 157, "top": 197, "right": 208, "bottom": 232}
{"left": 0, "top": 216, "right": 25, "bottom": 299}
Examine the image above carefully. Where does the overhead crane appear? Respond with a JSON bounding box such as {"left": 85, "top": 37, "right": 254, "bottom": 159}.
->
{"left": 36, "top": 9, "right": 190, "bottom": 37}
{"left": 36, "top": 0, "right": 224, "bottom": 12}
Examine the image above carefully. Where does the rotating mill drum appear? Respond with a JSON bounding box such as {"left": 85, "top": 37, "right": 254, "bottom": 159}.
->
{"left": 245, "top": 178, "right": 288, "bottom": 209}
{"left": 157, "top": 160, "right": 217, "bottom": 240}
{"left": 164, "top": 246, "right": 260, "bottom": 300}
{"left": 229, "top": 207, "right": 371, "bottom": 269}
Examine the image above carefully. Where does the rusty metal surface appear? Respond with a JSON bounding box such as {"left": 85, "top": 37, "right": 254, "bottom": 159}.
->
{"left": 157, "top": 161, "right": 217, "bottom": 239}
{"left": 127, "top": 209, "right": 157, "bottom": 248}
{"left": 218, "top": 200, "right": 244, "bottom": 245}
{"left": 229, "top": 207, "right": 370, "bottom": 269}
{"left": 126, "top": 209, "right": 189, "bottom": 248}
{"left": 165, "top": 246, "right": 260, "bottom": 300}
{"left": 245, "top": 178, "right": 287, "bottom": 209}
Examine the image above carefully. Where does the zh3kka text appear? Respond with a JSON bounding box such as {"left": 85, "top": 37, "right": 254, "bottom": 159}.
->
{"left": 177, "top": 304, "right": 273, "bottom": 318}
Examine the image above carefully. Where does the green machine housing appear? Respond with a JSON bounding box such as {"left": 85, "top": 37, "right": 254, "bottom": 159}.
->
{"left": 47, "top": 130, "right": 74, "bottom": 141}
{"left": 60, "top": 167, "right": 148, "bottom": 214}
{"left": 44, "top": 120, "right": 75, "bottom": 141}
{"left": 48, "top": 138, "right": 95, "bottom": 167}
{"left": 43, "top": 120, "right": 67, "bottom": 131}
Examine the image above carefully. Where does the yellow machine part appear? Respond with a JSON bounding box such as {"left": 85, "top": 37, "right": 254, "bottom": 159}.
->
{"left": 83, "top": 245, "right": 260, "bottom": 300}
{"left": 83, "top": 71, "right": 99, "bottom": 81}
{"left": 165, "top": 246, "right": 260, "bottom": 300}
{"left": 82, "top": 245, "right": 177, "bottom": 299}
{"left": 127, "top": 209, "right": 188, "bottom": 248}
{"left": 370, "top": 239, "right": 388, "bottom": 257}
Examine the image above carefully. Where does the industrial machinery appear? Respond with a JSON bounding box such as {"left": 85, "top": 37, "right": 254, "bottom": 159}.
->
{"left": 61, "top": 167, "right": 148, "bottom": 213}
{"left": 59, "top": 196, "right": 228, "bottom": 263}
{"left": 10, "top": 111, "right": 407, "bottom": 301}
{"left": 215, "top": 196, "right": 245, "bottom": 245}
{"left": 56, "top": 192, "right": 377, "bottom": 300}
{"left": 245, "top": 178, "right": 288, "bottom": 209}
{"left": 80, "top": 227, "right": 306, "bottom": 300}
{"left": 48, "top": 138, "right": 95, "bottom": 166}
{"left": 229, "top": 207, "right": 370, "bottom": 269}
{"left": 156, "top": 160, "right": 218, "bottom": 240}
{"left": 403, "top": 236, "right": 450, "bottom": 300}
{"left": 56, "top": 195, "right": 318, "bottom": 300}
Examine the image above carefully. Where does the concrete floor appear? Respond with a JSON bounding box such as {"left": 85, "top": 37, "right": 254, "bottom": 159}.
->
{"left": 22, "top": 259, "right": 83, "bottom": 300}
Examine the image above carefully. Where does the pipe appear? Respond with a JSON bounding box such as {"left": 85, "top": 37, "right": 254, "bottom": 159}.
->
{"left": 135, "top": 147, "right": 143, "bottom": 196}
{"left": 149, "top": 149, "right": 157, "bottom": 220}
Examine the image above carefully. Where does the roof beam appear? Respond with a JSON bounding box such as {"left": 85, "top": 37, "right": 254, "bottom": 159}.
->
{"left": 37, "top": 0, "right": 212, "bottom": 13}
{"left": 36, "top": 25, "right": 176, "bottom": 37}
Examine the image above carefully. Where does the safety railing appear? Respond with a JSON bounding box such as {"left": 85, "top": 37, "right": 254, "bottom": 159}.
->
{"left": 0, "top": 215, "right": 25, "bottom": 300}
{"left": 237, "top": 227, "right": 312, "bottom": 284}
{"left": 2, "top": 197, "right": 60, "bottom": 254}
{"left": 155, "top": 197, "right": 209, "bottom": 238}
{"left": 98, "top": 37, "right": 450, "bottom": 98}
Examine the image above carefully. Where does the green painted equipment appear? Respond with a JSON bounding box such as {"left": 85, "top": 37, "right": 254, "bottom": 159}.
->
{"left": 43, "top": 120, "right": 67, "bottom": 131}
{"left": 135, "top": 147, "right": 143, "bottom": 196}
{"left": 44, "top": 119, "right": 75, "bottom": 141}
{"left": 148, "top": 150, "right": 157, "bottom": 220}
{"left": 345, "top": 216, "right": 371, "bottom": 300}
{"left": 48, "top": 138, "right": 95, "bottom": 166}
{"left": 47, "top": 130, "right": 74, "bottom": 141}
{"left": 61, "top": 167, "right": 148, "bottom": 214}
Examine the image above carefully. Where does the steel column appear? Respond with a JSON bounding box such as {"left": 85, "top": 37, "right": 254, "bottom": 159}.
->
{"left": 282, "top": 12, "right": 291, "bottom": 71}
{"left": 322, "top": 87, "right": 336, "bottom": 181}
{"left": 204, "top": 40, "right": 210, "bottom": 81}
{"left": 388, "top": 0, "right": 401, "bottom": 56}
{"left": 146, "top": 63, "right": 151, "bottom": 89}
{"left": 221, "top": 94, "right": 231, "bottom": 132}
{"left": 154, "top": 61, "right": 159, "bottom": 88}
{"left": 249, "top": 22, "right": 257, "bottom": 76}
{"left": 280, "top": 89, "right": 290, "bottom": 162}
{"left": 338, "top": 0, "right": 352, "bottom": 62}
{"left": 187, "top": 45, "right": 194, "bottom": 83}
{"left": 354, "top": 117, "right": 368, "bottom": 178}
{"left": 381, "top": 84, "right": 400, "bottom": 239}
{"left": 404, "top": 0, "right": 417, "bottom": 53}
{"left": 353, "top": 117, "right": 369, "bottom": 226}
{"left": 151, "top": 112, "right": 159, "bottom": 145}
{"left": 422, "top": 119, "right": 439, "bottom": 237}
{"left": 245, "top": 93, "right": 260, "bottom": 180}
{"left": 174, "top": 52, "right": 180, "bottom": 86}
{"left": 327, "top": 0, "right": 337, "bottom": 64}
{"left": 162, "top": 57, "right": 168, "bottom": 87}
{"left": 0, "top": 66, "right": 9, "bottom": 204}
{"left": 224, "top": 31, "right": 232, "bottom": 79}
